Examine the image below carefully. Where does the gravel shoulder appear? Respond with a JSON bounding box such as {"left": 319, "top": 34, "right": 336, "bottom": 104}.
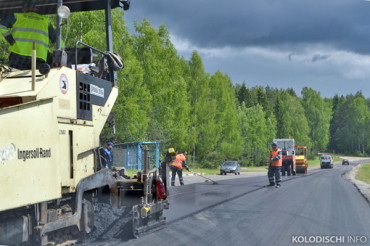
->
{"left": 342, "top": 156, "right": 370, "bottom": 204}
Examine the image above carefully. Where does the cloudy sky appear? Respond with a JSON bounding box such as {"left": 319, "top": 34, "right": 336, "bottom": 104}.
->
{"left": 123, "top": 0, "right": 370, "bottom": 98}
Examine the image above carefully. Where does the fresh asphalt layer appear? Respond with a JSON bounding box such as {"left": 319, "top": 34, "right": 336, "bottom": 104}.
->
{"left": 122, "top": 160, "right": 370, "bottom": 246}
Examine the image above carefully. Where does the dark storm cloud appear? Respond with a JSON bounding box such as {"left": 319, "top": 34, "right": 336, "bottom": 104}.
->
{"left": 312, "top": 54, "right": 330, "bottom": 62}
{"left": 126, "top": 0, "right": 370, "bottom": 54}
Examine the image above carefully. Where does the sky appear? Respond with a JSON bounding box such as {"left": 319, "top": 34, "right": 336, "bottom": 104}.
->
{"left": 123, "top": 0, "right": 370, "bottom": 98}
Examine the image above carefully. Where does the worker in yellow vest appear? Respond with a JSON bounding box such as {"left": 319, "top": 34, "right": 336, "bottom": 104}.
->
{"left": 267, "top": 142, "right": 282, "bottom": 188}
{"left": 171, "top": 152, "right": 190, "bottom": 186}
{"left": 0, "top": 0, "right": 56, "bottom": 70}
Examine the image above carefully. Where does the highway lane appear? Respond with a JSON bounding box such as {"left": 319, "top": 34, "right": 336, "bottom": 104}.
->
{"left": 123, "top": 160, "right": 370, "bottom": 246}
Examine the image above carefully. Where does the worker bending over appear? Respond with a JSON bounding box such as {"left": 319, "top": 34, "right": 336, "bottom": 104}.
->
{"left": 268, "top": 142, "right": 282, "bottom": 187}
{"left": 171, "top": 152, "right": 190, "bottom": 186}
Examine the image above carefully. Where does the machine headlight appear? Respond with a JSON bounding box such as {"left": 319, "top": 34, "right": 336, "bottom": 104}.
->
{"left": 58, "top": 5, "right": 70, "bottom": 19}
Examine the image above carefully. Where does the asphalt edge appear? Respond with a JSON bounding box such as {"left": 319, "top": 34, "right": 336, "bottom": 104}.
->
{"left": 343, "top": 164, "right": 370, "bottom": 205}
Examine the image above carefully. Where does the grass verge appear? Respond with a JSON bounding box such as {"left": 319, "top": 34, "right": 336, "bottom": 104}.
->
{"left": 356, "top": 163, "right": 370, "bottom": 184}
{"left": 125, "top": 169, "right": 139, "bottom": 177}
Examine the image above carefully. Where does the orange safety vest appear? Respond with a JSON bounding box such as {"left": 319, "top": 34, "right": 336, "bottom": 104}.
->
{"left": 270, "top": 148, "right": 282, "bottom": 167}
{"left": 172, "top": 154, "right": 186, "bottom": 169}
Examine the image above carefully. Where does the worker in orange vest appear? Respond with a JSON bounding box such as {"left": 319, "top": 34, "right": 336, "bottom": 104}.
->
{"left": 171, "top": 152, "right": 190, "bottom": 186}
{"left": 267, "top": 142, "right": 282, "bottom": 187}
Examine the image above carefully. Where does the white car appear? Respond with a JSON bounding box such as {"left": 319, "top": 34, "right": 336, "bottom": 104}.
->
{"left": 320, "top": 155, "right": 334, "bottom": 169}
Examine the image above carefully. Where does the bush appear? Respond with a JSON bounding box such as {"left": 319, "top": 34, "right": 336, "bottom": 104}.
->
{"left": 238, "top": 157, "right": 249, "bottom": 167}
{"left": 200, "top": 159, "right": 218, "bottom": 169}
{"left": 203, "top": 152, "right": 224, "bottom": 168}
{"left": 307, "top": 152, "right": 316, "bottom": 160}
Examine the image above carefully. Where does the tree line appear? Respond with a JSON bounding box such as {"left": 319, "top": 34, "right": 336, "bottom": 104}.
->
{"left": 1, "top": 10, "right": 369, "bottom": 166}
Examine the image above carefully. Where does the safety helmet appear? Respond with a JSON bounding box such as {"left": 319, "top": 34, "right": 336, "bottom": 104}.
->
{"left": 272, "top": 142, "right": 278, "bottom": 146}
{"left": 107, "top": 142, "right": 114, "bottom": 147}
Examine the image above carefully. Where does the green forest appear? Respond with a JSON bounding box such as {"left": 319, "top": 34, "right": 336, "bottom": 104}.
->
{"left": 2, "top": 10, "right": 370, "bottom": 167}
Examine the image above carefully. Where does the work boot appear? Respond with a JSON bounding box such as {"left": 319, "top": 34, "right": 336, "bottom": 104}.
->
{"left": 276, "top": 184, "right": 281, "bottom": 188}
{"left": 171, "top": 183, "right": 175, "bottom": 186}
{"left": 180, "top": 183, "right": 184, "bottom": 186}
{"left": 267, "top": 183, "right": 275, "bottom": 187}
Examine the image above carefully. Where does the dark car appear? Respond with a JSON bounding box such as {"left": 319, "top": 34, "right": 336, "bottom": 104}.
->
{"left": 342, "top": 159, "right": 350, "bottom": 165}
{"left": 220, "top": 161, "right": 240, "bottom": 175}
{"left": 320, "top": 155, "right": 334, "bottom": 169}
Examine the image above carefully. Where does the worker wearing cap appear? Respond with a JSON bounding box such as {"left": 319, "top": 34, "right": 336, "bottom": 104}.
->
{"left": 0, "top": 0, "right": 56, "bottom": 70}
{"left": 171, "top": 152, "right": 190, "bottom": 186}
{"left": 104, "top": 142, "right": 114, "bottom": 169}
{"left": 268, "top": 142, "right": 282, "bottom": 187}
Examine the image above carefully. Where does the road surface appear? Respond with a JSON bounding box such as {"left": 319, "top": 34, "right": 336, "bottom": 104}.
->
{"left": 81, "top": 159, "right": 370, "bottom": 246}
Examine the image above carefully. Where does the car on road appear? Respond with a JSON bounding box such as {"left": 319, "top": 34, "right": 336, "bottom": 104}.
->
{"left": 220, "top": 161, "right": 240, "bottom": 175}
{"left": 320, "top": 155, "right": 334, "bottom": 169}
{"left": 342, "top": 159, "right": 350, "bottom": 165}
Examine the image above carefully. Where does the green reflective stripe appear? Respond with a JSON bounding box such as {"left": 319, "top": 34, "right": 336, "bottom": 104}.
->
{"left": 13, "top": 38, "right": 48, "bottom": 48}
{"left": 12, "top": 27, "right": 48, "bottom": 38}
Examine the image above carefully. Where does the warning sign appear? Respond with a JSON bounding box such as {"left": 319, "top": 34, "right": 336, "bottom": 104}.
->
{"left": 60, "top": 74, "right": 68, "bottom": 94}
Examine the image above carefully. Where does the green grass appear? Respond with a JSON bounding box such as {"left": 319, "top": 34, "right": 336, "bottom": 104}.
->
{"left": 124, "top": 169, "right": 139, "bottom": 177}
{"left": 307, "top": 156, "right": 321, "bottom": 168}
{"left": 307, "top": 155, "right": 342, "bottom": 168}
{"left": 356, "top": 163, "right": 370, "bottom": 184}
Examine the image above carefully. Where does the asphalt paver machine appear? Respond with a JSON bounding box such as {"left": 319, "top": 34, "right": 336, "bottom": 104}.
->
{"left": 0, "top": 1, "right": 169, "bottom": 245}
